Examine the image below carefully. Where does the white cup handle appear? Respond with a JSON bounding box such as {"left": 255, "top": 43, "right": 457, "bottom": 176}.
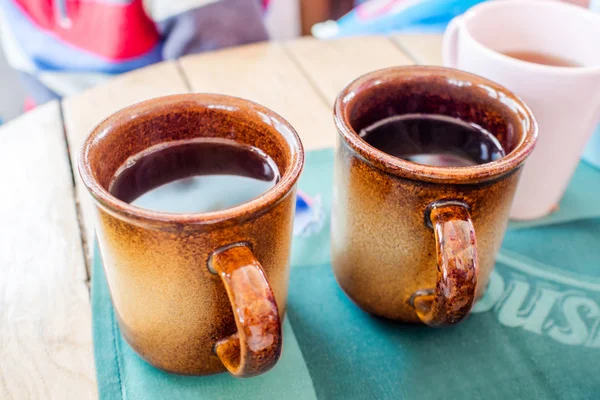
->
{"left": 442, "top": 16, "right": 462, "bottom": 69}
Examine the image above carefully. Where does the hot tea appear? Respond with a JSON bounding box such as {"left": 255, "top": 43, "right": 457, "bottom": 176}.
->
{"left": 359, "top": 114, "right": 505, "bottom": 167}
{"left": 502, "top": 50, "right": 580, "bottom": 67}
{"left": 109, "top": 138, "right": 279, "bottom": 213}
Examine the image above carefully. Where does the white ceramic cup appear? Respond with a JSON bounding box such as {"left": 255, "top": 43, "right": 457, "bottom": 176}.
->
{"left": 443, "top": 0, "right": 600, "bottom": 220}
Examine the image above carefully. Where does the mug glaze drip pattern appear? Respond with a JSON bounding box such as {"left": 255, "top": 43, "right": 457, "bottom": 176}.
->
{"left": 332, "top": 67, "right": 537, "bottom": 325}
{"left": 79, "top": 94, "right": 303, "bottom": 376}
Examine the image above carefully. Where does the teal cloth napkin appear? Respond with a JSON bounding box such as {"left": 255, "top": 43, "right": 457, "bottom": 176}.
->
{"left": 93, "top": 149, "right": 600, "bottom": 399}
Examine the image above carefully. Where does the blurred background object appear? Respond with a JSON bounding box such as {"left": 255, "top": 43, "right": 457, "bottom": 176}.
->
{"left": 311, "top": 0, "right": 599, "bottom": 38}
{"left": 266, "top": 0, "right": 302, "bottom": 39}
{"left": 0, "top": 0, "right": 597, "bottom": 125}
{"left": 300, "top": 0, "right": 354, "bottom": 35}
{"left": 0, "top": 0, "right": 300, "bottom": 124}
{"left": 0, "top": 29, "right": 27, "bottom": 123}
{"left": 312, "top": 0, "right": 487, "bottom": 38}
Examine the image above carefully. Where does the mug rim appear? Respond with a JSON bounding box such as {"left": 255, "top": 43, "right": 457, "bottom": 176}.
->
{"left": 459, "top": 0, "right": 600, "bottom": 75}
{"left": 79, "top": 94, "right": 304, "bottom": 226}
{"left": 333, "top": 66, "right": 538, "bottom": 184}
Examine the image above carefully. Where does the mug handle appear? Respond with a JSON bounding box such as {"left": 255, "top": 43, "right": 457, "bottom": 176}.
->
{"left": 208, "top": 243, "right": 282, "bottom": 377}
{"left": 442, "top": 16, "right": 462, "bottom": 68}
{"left": 410, "top": 201, "right": 479, "bottom": 327}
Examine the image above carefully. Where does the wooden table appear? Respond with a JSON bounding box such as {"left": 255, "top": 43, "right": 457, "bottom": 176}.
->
{"left": 0, "top": 35, "right": 442, "bottom": 399}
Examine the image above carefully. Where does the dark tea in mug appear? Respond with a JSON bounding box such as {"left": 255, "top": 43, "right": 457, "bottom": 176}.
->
{"left": 109, "top": 138, "right": 280, "bottom": 213}
{"left": 502, "top": 50, "right": 580, "bottom": 68}
{"left": 360, "top": 113, "right": 506, "bottom": 167}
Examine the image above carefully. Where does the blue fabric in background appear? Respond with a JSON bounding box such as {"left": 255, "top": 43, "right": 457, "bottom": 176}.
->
{"left": 93, "top": 149, "right": 600, "bottom": 399}
{"left": 313, "top": 0, "right": 487, "bottom": 38}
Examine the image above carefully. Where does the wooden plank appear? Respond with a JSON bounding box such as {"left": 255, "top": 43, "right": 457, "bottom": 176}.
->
{"left": 0, "top": 102, "right": 96, "bottom": 399}
{"left": 285, "top": 36, "right": 413, "bottom": 104}
{"left": 62, "top": 62, "right": 189, "bottom": 263}
{"left": 179, "top": 42, "right": 335, "bottom": 151}
{"left": 392, "top": 34, "right": 443, "bottom": 66}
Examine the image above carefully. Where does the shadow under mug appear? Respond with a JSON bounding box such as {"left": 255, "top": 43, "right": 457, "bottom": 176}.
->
{"left": 79, "top": 94, "right": 304, "bottom": 376}
{"left": 332, "top": 66, "right": 537, "bottom": 327}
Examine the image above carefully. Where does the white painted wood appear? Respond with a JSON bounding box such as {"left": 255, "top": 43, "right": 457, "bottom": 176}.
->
{"left": 62, "top": 62, "right": 189, "bottom": 264}
{"left": 285, "top": 36, "right": 413, "bottom": 104}
{"left": 179, "top": 42, "right": 336, "bottom": 151}
{"left": 0, "top": 101, "right": 96, "bottom": 399}
{"left": 392, "top": 34, "right": 443, "bottom": 66}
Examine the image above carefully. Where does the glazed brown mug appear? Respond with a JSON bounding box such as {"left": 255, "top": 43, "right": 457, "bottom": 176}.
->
{"left": 79, "top": 94, "right": 304, "bottom": 376}
{"left": 332, "top": 66, "right": 537, "bottom": 327}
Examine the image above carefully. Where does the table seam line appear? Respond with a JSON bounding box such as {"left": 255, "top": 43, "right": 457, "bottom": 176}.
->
{"left": 388, "top": 36, "right": 422, "bottom": 65}
{"left": 281, "top": 43, "right": 336, "bottom": 109}
{"left": 174, "top": 60, "right": 192, "bottom": 92}
{"left": 58, "top": 100, "right": 92, "bottom": 287}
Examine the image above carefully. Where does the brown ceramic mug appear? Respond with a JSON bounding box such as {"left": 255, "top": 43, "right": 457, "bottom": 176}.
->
{"left": 332, "top": 66, "right": 537, "bottom": 327}
{"left": 79, "top": 94, "right": 304, "bottom": 376}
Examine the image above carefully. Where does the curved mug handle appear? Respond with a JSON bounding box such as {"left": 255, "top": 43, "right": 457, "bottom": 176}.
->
{"left": 208, "top": 243, "right": 282, "bottom": 377}
{"left": 410, "top": 201, "right": 479, "bottom": 327}
{"left": 442, "top": 16, "right": 463, "bottom": 68}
